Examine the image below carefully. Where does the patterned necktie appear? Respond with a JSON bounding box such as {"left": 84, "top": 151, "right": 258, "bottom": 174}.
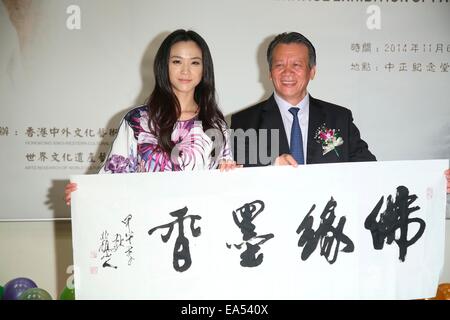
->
{"left": 288, "top": 107, "right": 304, "bottom": 164}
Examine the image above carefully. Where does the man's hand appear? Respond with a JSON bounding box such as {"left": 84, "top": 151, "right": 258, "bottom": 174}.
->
{"left": 274, "top": 154, "right": 298, "bottom": 167}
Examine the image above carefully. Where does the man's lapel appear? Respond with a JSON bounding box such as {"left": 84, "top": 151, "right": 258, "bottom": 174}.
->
{"left": 260, "top": 95, "right": 290, "bottom": 155}
{"left": 307, "top": 96, "right": 326, "bottom": 164}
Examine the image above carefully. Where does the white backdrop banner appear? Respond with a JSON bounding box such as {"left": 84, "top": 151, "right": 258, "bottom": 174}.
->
{"left": 71, "top": 160, "right": 447, "bottom": 299}
{"left": 1, "top": 0, "right": 449, "bottom": 220}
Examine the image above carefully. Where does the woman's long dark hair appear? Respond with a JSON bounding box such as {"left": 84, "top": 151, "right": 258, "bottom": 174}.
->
{"left": 146, "top": 29, "right": 225, "bottom": 155}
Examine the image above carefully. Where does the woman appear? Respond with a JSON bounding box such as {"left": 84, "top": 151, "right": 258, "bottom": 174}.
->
{"left": 65, "top": 29, "right": 238, "bottom": 205}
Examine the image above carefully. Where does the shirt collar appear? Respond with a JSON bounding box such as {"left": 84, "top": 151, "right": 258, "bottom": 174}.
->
{"left": 273, "top": 91, "right": 310, "bottom": 113}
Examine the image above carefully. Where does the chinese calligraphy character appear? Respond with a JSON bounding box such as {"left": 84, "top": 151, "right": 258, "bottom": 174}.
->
{"left": 364, "top": 186, "right": 425, "bottom": 262}
{"left": 98, "top": 215, "right": 135, "bottom": 269}
{"left": 122, "top": 214, "right": 134, "bottom": 265}
{"left": 99, "top": 230, "right": 117, "bottom": 269}
{"left": 226, "top": 200, "right": 274, "bottom": 268}
{"left": 296, "top": 197, "right": 354, "bottom": 264}
{"left": 148, "top": 206, "right": 201, "bottom": 272}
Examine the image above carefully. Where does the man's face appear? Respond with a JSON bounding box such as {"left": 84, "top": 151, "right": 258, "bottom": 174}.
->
{"left": 270, "top": 43, "right": 316, "bottom": 105}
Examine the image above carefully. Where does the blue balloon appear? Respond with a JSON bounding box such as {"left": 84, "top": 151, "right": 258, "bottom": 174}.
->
{"left": 3, "top": 277, "right": 37, "bottom": 300}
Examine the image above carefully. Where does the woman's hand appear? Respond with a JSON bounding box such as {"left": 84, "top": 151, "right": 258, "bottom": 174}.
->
{"left": 65, "top": 182, "right": 78, "bottom": 206}
{"left": 445, "top": 169, "right": 450, "bottom": 194}
{"left": 219, "top": 160, "right": 242, "bottom": 172}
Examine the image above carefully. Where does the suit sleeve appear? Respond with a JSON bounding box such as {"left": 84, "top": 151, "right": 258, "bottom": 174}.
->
{"left": 347, "top": 111, "right": 376, "bottom": 162}
{"left": 230, "top": 113, "right": 254, "bottom": 166}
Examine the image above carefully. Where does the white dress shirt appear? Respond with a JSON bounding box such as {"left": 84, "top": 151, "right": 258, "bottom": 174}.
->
{"left": 273, "top": 92, "right": 309, "bottom": 161}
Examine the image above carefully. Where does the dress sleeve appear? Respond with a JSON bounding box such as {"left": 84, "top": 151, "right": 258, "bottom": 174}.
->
{"left": 209, "top": 120, "right": 233, "bottom": 169}
{"left": 98, "top": 118, "right": 138, "bottom": 174}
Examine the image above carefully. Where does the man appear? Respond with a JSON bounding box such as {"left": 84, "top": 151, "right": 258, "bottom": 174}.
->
{"left": 231, "top": 32, "right": 376, "bottom": 167}
{"left": 230, "top": 31, "right": 450, "bottom": 193}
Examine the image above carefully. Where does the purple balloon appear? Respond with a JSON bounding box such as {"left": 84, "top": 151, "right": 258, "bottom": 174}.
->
{"left": 3, "top": 277, "right": 37, "bottom": 300}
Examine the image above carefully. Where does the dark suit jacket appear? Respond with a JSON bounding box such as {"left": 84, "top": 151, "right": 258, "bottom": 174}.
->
{"left": 230, "top": 94, "right": 376, "bottom": 166}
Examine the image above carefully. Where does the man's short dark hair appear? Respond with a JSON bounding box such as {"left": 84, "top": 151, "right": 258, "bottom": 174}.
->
{"left": 267, "top": 32, "right": 316, "bottom": 70}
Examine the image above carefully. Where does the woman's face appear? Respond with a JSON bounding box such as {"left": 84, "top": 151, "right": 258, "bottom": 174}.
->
{"left": 168, "top": 40, "right": 203, "bottom": 96}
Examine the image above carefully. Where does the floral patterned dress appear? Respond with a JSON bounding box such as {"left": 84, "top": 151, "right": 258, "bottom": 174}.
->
{"left": 99, "top": 106, "right": 232, "bottom": 173}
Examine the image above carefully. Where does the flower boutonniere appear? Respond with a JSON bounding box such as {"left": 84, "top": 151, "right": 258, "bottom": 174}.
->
{"left": 315, "top": 125, "right": 344, "bottom": 157}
